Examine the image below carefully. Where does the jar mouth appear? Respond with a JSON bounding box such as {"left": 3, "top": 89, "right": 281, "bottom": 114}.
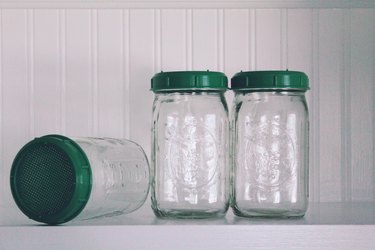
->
{"left": 10, "top": 135, "right": 92, "bottom": 225}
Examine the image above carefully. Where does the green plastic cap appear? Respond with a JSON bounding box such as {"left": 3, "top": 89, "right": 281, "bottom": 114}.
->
{"left": 231, "top": 70, "right": 309, "bottom": 91}
{"left": 151, "top": 71, "right": 228, "bottom": 92}
{"left": 10, "top": 134, "right": 92, "bottom": 225}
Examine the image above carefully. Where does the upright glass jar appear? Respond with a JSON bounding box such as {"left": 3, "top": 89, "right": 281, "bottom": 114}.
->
{"left": 231, "top": 71, "right": 309, "bottom": 217}
{"left": 10, "top": 135, "right": 150, "bottom": 225}
{"left": 151, "top": 71, "right": 230, "bottom": 218}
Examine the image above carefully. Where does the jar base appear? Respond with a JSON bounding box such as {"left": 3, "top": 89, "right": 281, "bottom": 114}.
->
{"left": 232, "top": 206, "right": 306, "bottom": 218}
{"left": 152, "top": 208, "right": 228, "bottom": 219}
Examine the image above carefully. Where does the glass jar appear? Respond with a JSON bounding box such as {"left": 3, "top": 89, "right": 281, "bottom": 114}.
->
{"left": 151, "top": 71, "right": 230, "bottom": 218}
{"left": 10, "top": 134, "right": 150, "bottom": 225}
{"left": 231, "top": 71, "right": 309, "bottom": 217}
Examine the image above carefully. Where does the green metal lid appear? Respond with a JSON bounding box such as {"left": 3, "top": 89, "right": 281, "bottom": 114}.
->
{"left": 10, "top": 134, "right": 92, "bottom": 225}
{"left": 231, "top": 70, "right": 309, "bottom": 91}
{"left": 151, "top": 71, "right": 228, "bottom": 92}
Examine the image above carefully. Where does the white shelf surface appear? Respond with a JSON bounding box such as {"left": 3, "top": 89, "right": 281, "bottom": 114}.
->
{"left": 1, "top": 202, "right": 375, "bottom": 249}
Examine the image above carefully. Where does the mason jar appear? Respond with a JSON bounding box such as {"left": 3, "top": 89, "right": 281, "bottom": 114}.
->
{"left": 10, "top": 134, "right": 150, "bottom": 225}
{"left": 231, "top": 71, "right": 309, "bottom": 217}
{"left": 151, "top": 71, "right": 230, "bottom": 218}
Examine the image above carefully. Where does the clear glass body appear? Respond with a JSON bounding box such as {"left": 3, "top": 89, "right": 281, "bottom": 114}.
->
{"left": 152, "top": 92, "right": 230, "bottom": 218}
{"left": 74, "top": 138, "right": 150, "bottom": 220}
{"left": 231, "top": 91, "right": 309, "bottom": 217}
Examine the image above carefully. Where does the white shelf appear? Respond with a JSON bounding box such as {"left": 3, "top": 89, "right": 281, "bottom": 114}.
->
{"left": 1, "top": 202, "right": 375, "bottom": 249}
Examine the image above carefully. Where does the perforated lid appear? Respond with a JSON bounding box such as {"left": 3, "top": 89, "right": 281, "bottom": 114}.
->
{"left": 10, "top": 135, "right": 92, "bottom": 225}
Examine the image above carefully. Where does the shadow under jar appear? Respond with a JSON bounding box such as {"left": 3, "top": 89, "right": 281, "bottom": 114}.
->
{"left": 231, "top": 71, "right": 310, "bottom": 218}
{"left": 151, "top": 71, "right": 230, "bottom": 219}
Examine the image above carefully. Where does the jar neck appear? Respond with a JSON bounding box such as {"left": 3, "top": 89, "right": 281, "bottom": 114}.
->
{"left": 154, "top": 91, "right": 228, "bottom": 112}
{"left": 155, "top": 90, "right": 225, "bottom": 96}
{"left": 155, "top": 91, "right": 226, "bottom": 101}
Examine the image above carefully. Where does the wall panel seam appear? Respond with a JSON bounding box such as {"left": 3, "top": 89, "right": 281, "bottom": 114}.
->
{"left": 341, "top": 9, "right": 352, "bottom": 202}
{"left": 27, "top": 9, "right": 35, "bottom": 138}
{"left": 373, "top": 64, "right": 375, "bottom": 200}
{"left": 217, "top": 9, "right": 224, "bottom": 72}
{"left": 154, "top": 9, "right": 161, "bottom": 72}
{"left": 280, "top": 8, "right": 288, "bottom": 69}
{"left": 89, "top": 9, "right": 99, "bottom": 136}
{"left": 0, "top": 9, "right": 3, "bottom": 198}
{"left": 122, "top": 9, "right": 131, "bottom": 138}
{"left": 311, "top": 9, "right": 320, "bottom": 202}
{"left": 249, "top": 9, "right": 256, "bottom": 70}
{"left": 59, "top": 9, "right": 66, "bottom": 134}
{"left": 186, "top": 9, "right": 192, "bottom": 70}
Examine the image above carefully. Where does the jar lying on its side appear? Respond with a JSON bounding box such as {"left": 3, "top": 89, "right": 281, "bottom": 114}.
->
{"left": 10, "top": 134, "right": 150, "bottom": 225}
{"left": 231, "top": 70, "right": 310, "bottom": 218}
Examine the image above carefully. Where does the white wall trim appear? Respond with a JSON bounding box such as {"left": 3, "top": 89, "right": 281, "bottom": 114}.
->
{"left": 0, "top": 1, "right": 374, "bottom": 9}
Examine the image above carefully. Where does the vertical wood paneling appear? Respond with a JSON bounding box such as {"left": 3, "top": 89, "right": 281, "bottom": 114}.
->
{"left": 1, "top": 10, "right": 29, "bottom": 204}
{"left": 224, "top": 9, "right": 249, "bottom": 77}
{"left": 129, "top": 10, "right": 154, "bottom": 154}
{"left": 65, "top": 10, "right": 91, "bottom": 136}
{"left": 287, "top": 10, "right": 313, "bottom": 77}
{"left": 0, "top": 8, "right": 374, "bottom": 204}
{"left": 318, "top": 10, "right": 344, "bottom": 202}
{"left": 161, "top": 10, "right": 186, "bottom": 70}
{"left": 350, "top": 9, "right": 375, "bottom": 201}
{"left": 97, "top": 10, "right": 123, "bottom": 137}
{"left": 34, "top": 10, "right": 60, "bottom": 135}
{"left": 192, "top": 10, "right": 218, "bottom": 70}
{"left": 256, "top": 9, "right": 281, "bottom": 69}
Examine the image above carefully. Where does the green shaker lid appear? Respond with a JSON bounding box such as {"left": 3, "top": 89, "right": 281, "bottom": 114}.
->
{"left": 151, "top": 71, "right": 228, "bottom": 92}
{"left": 10, "top": 134, "right": 92, "bottom": 225}
{"left": 231, "top": 70, "right": 309, "bottom": 91}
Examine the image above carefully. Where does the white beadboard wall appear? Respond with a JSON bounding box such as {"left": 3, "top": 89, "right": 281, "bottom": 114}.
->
{"left": 0, "top": 3, "right": 374, "bottom": 206}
